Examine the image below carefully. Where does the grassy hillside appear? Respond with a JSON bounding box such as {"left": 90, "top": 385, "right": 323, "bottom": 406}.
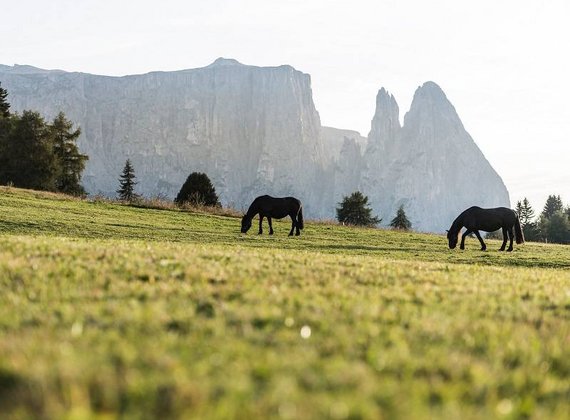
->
{"left": 1, "top": 187, "right": 569, "bottom": 419}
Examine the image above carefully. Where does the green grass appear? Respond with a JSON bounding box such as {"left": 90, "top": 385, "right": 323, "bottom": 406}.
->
{"left": 1, "top": 187, "right": 569, "bottom": 419}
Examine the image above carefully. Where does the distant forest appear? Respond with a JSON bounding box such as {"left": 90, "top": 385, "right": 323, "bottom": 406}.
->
{"left": 512, "top": 196, "right": 570, "bottom": 244}
{"left": 0, "top": 82, "right": 88, "bottom": 196}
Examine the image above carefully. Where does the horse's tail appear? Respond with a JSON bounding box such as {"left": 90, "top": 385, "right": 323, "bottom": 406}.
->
{"left": 297, "top": 205, "right": 304, "bottom": 230}
{"left": 514, "top": 215, "right": 525, "bottom": 244}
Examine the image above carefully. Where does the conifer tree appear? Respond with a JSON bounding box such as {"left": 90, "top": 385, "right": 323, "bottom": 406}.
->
{"left": 336, "top": 191, "right": 381, "bottom": 227}
{"left": 514, "top": 198, "right": 539, "bottom": 241}
{"left": 0, "top": 83, "right": 11, "bottom": 174}
{"left": 50, "top": 112, "right": 88, "bottom": 195}
{"left": 539, "top": 212, "right": 570, "bottom": 244}
{"left": 515, "top": 198, "right": 536, "bottom": 227}
{"left": 175, "top": 172, "right": 220, "bottom": 206}
{"left": 541, "top": 195, "right": 563, "bottom": 219}
{"left": 520, "top": 198, "right": 535, "bottom": 226}
{"left": 390, "top": 205, "right": 412, "bottom": 230}
{"left": 117, "top": 159, "right": 139, "bottom": 201}
{"left": 0, "top": 82, "right": 10, "bottom": 118}
{"left": 0, "top": 111, "right": 57, "bottom": 190}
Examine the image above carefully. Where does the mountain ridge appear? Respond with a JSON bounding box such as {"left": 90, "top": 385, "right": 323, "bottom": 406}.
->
{"left": 0, "top": 59, "right": 510, "bottom": 231}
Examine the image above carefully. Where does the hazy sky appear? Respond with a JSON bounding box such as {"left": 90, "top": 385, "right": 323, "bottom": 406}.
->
{"left": 2, "top": 0, "right": 569, "bottom": 212}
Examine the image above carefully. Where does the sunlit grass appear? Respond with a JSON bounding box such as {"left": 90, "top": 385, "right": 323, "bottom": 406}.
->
{"left": 1, "top": 187, "right": 569, "bottom": 418}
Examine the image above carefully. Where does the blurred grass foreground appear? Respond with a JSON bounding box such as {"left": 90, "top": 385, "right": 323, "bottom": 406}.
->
{"left": 0, "top": 187, "right": 569, "bottom": 418}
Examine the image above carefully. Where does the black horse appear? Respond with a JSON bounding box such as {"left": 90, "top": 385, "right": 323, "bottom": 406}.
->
{"left": 447, "top": 206, "right": 524, "bottom": 251}
{"left": 241, "top": 195, "right": 304, "bottom": 236}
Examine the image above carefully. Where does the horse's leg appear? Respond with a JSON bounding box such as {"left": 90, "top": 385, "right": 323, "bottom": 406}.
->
{"left": 258, "top": 215, "right": 264, "bottom": 235}
{"left": 460, "top": 229, "right": 472, "bottom": 250}
{"left": 499, "top": 227, "right": 508, "bottom": 251}
{"left": 294, "top": 214, "right": 300, "bottom": 236}
{"left": 268, "top": 217, "right": 274, "bottom": 235}
{"left": 289, "top": 215, "right": 295, "bottom": 236}
{"left": 507, "top": 227, "right": 514, "bottom": 252}
{"left": 474, "top": 230, "right": 486, "bottom": 251}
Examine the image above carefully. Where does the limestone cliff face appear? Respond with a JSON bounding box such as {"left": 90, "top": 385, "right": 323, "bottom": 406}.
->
{"left": 321, "top": 126, "right": 366, "bottom": 162}
{"left": 1, "top": 62, "right": 510, "bottom": 231}
{"left": 0, "top": 59, "right": 327, "bottom": 214}
{"left": 321, "top": 126, "right": 366, "bottom": 215}
{"left": 361, "top": 88, "right": 401, "bottom": 214}
{"left": 360, "top": 82, "right": 510, "bottom": 231}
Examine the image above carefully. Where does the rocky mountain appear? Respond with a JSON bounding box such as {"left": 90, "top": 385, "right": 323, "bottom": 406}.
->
{"left": 0, "top": 60, "right": 510, "bottom": 231}
{"left": 0, "top": 59, "right": 328, "bottom": 215}
{"left": 321, "top": 126, "right": 366, "bottom": 162}
{"left": 361, "top": 83, "right": 510, "bottom": 231}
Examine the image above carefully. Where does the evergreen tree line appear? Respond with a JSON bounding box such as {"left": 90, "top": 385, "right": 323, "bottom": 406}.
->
{"left": 0, "top": 82, "right": 88, "bottom": 195}
{"left": 336, "top": 191, "right": 412, "bottom": 230}
{"left": 116, "top": 159, "right": 220, "bottom": 207}
{"left": 515, "top": 195, "right": 570, "bottom": 244}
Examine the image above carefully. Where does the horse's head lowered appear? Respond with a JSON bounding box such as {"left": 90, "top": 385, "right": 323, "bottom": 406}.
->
{"left": 241, "top": 215, "right": 252, "bottom": 233}
{"left": 446, "top": 229, "right": 459, "bottom": 249}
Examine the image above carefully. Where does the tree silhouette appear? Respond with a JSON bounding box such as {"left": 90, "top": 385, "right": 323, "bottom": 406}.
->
{"left": 336, "top": 191, "right": 380, "bottom": 226}
{"left": 0, "top": 82, "right": 10, "bottom": 118}
{"left": 117, "top": 159, "right": 139, "bottom": 201}
{"left": 541, "top": 195, "right": 563, "bottom": 219}
{"left": 390, "top": 205, "right": 412, "bottom": 230}
{"left": 175, "top": 172, "right": 220, "bottom": 206}
{"left": 539, "top": 212, "right": 570, "bottom": 244}
{"left": 51, "top": 112, "right": 88, "bottom": 196}
{"left": 515, "top": 197, "right": 540, "bottom": 241}
{"left": 515, "top": 198, "right": 535, "bottom": 227}
{"left": 0, "top": 111, "right": 58, "bottom": 190}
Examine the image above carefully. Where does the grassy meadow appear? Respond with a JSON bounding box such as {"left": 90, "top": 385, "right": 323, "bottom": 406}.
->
{"left": 0, "top": 186, "right": 569, "bottom": 419}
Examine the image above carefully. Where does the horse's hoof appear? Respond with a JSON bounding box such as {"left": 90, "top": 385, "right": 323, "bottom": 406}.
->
{"left": 499, "top": 248, "right": 505, "bottom": 252}
{"left": 269, "top": 232, "right": 274, "bottom": 235}
{"left": 507, "top": 248, "right": 513, "bottom": 252}
{"left": 460, "top": 246, "right": 465, "bottom": 250}
{"left": 481, "top": 248, "right": 487, "bottom": 251}
{"left": 295, "top": 232, "right": 300, "bottom": 236}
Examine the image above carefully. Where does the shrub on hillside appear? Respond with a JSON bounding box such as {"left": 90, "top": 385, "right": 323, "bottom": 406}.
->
{"left": 336, "top": 191, "right": 380, "bottom": 227}
{"left": 175, "top": 172, "right": 220, "bottom": 207}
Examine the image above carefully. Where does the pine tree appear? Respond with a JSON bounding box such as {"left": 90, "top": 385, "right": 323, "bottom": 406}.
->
{"left": 539, "top": 212, "right": 570, "bottom": 244}
{"left": 117, "top": 159, "right": 139, "bottom": 201}
{"left": 50, "top": 112, "right": 88, "bottom": 196}
{"left": 0, "top": 84, "right": 10, "bottom": 173}
{"left": 541, "top": 195, "right": 563, "bottom": 219}
{"left": 0, "top": 111, "right": 58, "bottom": 190}
{"left": 514, "top": 197, "right": 539, "bottom": 241}
{"left": 175, "top": 172, "right": 220, "bottom": 206}
{"left": 520, "top": 198, "right": 535, "bottom": 226}
{"left": 390, "top": 205, "right": 412, "bottom": 230}
{"left": 0, "top": 82, "right": 10, "bottom": 118}
{"left": 0, "top": 83, "right": 12, "bottom": 179}
{"left": 336, "top": 191, "right": 381, "bottom": 226}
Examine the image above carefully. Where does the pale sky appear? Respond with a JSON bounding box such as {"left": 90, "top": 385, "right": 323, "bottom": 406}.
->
{"left": 2, "top": 0, "right": 569, "bottom": 214}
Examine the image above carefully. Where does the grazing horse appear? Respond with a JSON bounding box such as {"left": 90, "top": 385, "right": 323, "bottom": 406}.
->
{"left": 241, "top": 195, "right": 304, "bottom": 236}
{"left": 447, "top": 206, "right": 524, "bottom": 251}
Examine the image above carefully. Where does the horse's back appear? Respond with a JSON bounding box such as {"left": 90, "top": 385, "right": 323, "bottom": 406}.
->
{"left": 253, "top": 195, "right": 273, "bottom": 202}
{"left": 253, "top": 195, "right": 300, "bottom": 206}
{"left": 250, "top": 195, "right": 301, "bottom": 218}
{"left": 284, "top": 196, "right": 302, "bottom": 206}
{"left": 461, "top": 206, "right": 516, "bottom": 231}
{"left": 465, "top": 206, "right": 513, "bottom": 216}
